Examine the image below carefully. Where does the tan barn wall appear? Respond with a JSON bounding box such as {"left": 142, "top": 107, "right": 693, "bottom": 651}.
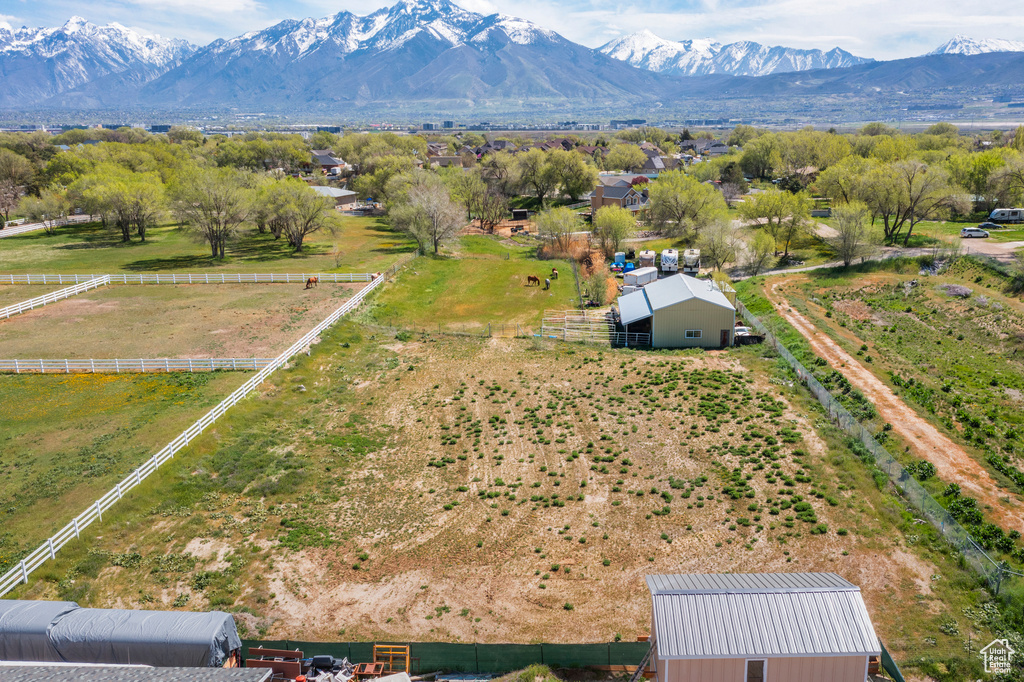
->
{"left": 663, "top": 655, "right": 868, "bottom": 682}
{"left": 651, "top": 298, "right": 735, "bottom": 348}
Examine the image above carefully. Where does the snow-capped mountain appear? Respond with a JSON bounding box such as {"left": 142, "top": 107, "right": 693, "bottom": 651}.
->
{"left": 124, "top": 0, "right": 669, "bottom": 110}
{"left": 0, "top": 17, "right": 195, "bottom": 107}
{"left": 929, "top": 35, "right": 1024, "bottom": 56}
{"left": 599, "top": 29, "right": 871, "bottom": 76}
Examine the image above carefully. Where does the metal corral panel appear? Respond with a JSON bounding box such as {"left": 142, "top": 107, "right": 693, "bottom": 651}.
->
{"left": 648, "top": 575, "right": 880, "bottom": 660}
{"left": 647, "top": 573, "right": 856, "bottom": 594}
{"left": 619, "top": 290, "right": 653, "bottom": 325}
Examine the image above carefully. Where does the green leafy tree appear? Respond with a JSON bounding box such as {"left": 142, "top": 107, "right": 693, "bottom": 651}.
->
{"left": 516, "top": 148, "right": 559, "bottom": 207}
{"left": 828, "top": 201, "right": 876, "bottom": 266}
{"left": 604, "top": 144, "right": 647, "bottom": 173}
{"left": 387, "top": 171, "right": 464, "bottom": 254}
{"left": 648, "top": 170, "right": 727, "bottom": 240}
{"left": 698, "top": 220, "right": 737, "bottom": 271}
{"left": 171, "top": 167, "right": 252, "bottom": 258}
{"left": 21, "top": 187, "right": 71, "bottom": 235}
{"left": 535, "top": 206, "right": 581, "bottom": 254}
{"left": 740, "top": 133, "right": 782, "bottom": 179}
{"left": 739, "top": 189, "right": 811, "bottom": 257}
{"left": 547, "top": 149, "right": 598, "bottom": 202}
{"left": 744, "top": 230, "right": 776, "bottom": 276}
{"left": 592, "top": 205, "right": 636, "bottom": 258}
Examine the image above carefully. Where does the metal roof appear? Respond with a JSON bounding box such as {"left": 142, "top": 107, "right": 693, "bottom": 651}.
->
{"left": 647, "top": 573, "right": 856, "bottom": 594}
{"left": 643, "top": 274, "right": 735, "bottom": 312}
{"left": 311, "top": 186, "right": 357, "bottom": 198}
{"left": 619, "top": 288, "right": 653, "bottom": 325}
{"left": 647, "top": 574, "right": 880, "bottom": 660}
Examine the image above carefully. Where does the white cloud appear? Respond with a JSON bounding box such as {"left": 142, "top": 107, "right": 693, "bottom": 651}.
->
{"left": 0, "top": 14, "right": 16, "bottom": 30}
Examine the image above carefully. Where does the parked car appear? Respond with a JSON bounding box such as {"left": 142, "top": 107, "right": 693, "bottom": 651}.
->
{"left": 978, "top": 222, "right": 1000, "bottom": 230}
{"left": 734, "top": 326, "right": 754, "bottom": 336}
{"left": 960, "top": 226, "right": 990, "bottom": 238}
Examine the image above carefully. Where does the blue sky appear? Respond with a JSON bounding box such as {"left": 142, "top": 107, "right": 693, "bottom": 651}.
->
{"left": 2, "top": 0, "right": 1022, "bottom": 60}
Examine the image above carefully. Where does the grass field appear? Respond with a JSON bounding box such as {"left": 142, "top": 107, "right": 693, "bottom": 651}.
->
{"left": 0, "top": 370, "right": 241, "bottom": 558}
{"left": 736, "top": 257, "right": 1024, "bottom": 584}
{"left": 0, "top": 283, "right": 362, "bottom": 359}
{"left": 364, "top": 236, "right": 577, "bottom": 329}
{"left": 0, "top": 285, "right": 66, "bottom": 307}
{"left": 5, "top": 321, "right": 999, "bottom": 677}
{"left": 0, "top": 216, "right": 416, "bottom": 275}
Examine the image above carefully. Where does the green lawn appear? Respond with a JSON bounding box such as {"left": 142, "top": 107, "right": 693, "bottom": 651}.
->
{"left": 0, "top": 216, "right": 416, "bottom": 274}
{"left": 0, "top": 370, "right": 240, "bottom": 559}
{"left": 365, "top": 235, "right": 577, "bottom": 329}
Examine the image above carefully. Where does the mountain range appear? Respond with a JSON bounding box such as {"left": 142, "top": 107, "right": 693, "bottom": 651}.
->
{"left": 597, "top": 30, "right": 872, "bottom": 77}
{"left": 3, "top": 2, "right": 1024, "bottom": 115}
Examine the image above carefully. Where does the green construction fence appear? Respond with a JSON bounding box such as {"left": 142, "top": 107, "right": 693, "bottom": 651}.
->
{"left": 242, "top": 640, "right": 651, "bottom": 673}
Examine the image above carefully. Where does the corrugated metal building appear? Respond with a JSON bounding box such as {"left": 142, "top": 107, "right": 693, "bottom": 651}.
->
{"left": 617, "top": 274, "right": 735, "bottom": 348}
{"left": 646, "top": 573, "right": 880, "bottom": 682}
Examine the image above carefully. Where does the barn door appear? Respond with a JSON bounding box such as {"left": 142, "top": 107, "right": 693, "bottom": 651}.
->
{"left": 745, "top": 659, "right": 766, "bottom": 682}
{"left": 721, "top": 329, "right": 731, "bottom": 347}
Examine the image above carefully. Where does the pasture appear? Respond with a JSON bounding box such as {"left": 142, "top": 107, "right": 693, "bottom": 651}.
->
{"left": 0, "top": 282, "right": 362, "bottom": 359}
{"left": 0, "top": 215, "right": 416, "bottom": 275}
{"left": 365, "top": 236, "right": 577, "bottom": 329}
{"left": 0, "top": 371, "right": 241, "bottom": 555}
{"left": 6, "top": 322, "right": 995, "bottom": 664}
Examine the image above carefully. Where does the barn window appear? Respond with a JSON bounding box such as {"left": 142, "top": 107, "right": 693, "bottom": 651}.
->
{"left": 685, "top": 330, "right": 702, "bottom": 339}
{"left": 745, "top": 659, "right": 766, "bottom": 682}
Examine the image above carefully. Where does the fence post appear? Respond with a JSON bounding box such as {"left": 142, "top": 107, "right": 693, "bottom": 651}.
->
{"left": 39, "top": 359, "right": 43, "bottom": 373}
{"left": 72, "top": 517, "right": 80, "bottom": 538}
{"left": 189, "top": 359, "right": 193, "bottom": 372}
{"left": 47, "top": 538, "right": 55, "bottom": 560}
{"left": 13, "top": 360, "right": 17, "bottom": 374}
{"left": 90, "top": 359, "right": 95, "bottom": 373}
{"left": 64, "top": 359, "right": 69, "bottom": 374}
{"left": 20, "top": 560, "right": 28, "bottom": 584}
{"left": 95, "top": 501, "right": 102, "bottom": 521}
{"left": 115, "top": 359, "right": 119, "bottom": 373}
{"left": 165, "top": 359, "right": 169, "bottom": 372}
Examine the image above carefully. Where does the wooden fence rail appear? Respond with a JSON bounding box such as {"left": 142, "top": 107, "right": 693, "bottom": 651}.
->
{"left": 0, "top": 276, "right": 110, "bottom": 319}
{"left": 0, "top": 358, "right": 275, "bottom": 374}
{"left": 0, "top": 252, "right": 415, "bottom": 597}
{"left": 1, "top": 272, "right": 374, "bottom": 285}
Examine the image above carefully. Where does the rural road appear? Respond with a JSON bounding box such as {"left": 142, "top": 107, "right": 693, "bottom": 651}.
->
{"left": 764, "top": 276, "right": 1024, "bottom": 533}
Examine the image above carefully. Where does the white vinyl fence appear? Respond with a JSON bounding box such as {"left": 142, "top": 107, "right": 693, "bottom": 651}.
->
{"left": 0, "top": 253, "right": 412, "bottom": 597}
{"left": 0, "top": 214, "right": 94, "bottom": 239}
{"left": 0, "top": 358, "right": 274, "bottom": 374}
{"left": 1, "top": 273, "right": 374, "bottom": 285}
{"left": 0, "top": 276, "right": 110, "bottom": 319}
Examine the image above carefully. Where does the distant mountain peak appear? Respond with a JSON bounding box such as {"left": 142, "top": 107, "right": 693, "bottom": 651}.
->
{"left": 599, "top": 30, "right": 870, "bottom": 77}
{"left": 929, "top": 35, "right": 1024, "bottom": 56}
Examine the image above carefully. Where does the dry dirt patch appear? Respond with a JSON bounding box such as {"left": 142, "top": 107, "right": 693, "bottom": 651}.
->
{"left": 0, "top": 282, "right": 363, "bottom": 358}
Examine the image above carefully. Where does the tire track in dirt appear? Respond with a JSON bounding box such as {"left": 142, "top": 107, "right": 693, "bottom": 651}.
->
{"left": 765, "top": 277, "right": 1024, "bottom": 533}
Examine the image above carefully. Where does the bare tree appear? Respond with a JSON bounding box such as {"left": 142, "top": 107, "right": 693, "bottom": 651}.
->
{"left": 389, "top": 173, "right": 464, "bottom": 254}
{"left": 0, "top": 149, "right": 34, "bottom": 227}
{"left": 698, "top": 220, "right": 738, "bottom": 271}
{"left": 478, "top": 191, "right": 508, "bottom": 233}
{"left": 535, "top": 206, "right": 580, "bottom": 255}
{"left": 828, "top": 202, "right": 876, "bottom": 266}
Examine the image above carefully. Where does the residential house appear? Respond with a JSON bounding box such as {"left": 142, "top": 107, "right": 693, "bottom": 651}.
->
{"left": 311, "top": 149, "right": 347, "bottom": 175}
{"left": 589, "top": 184, "right": 649, "bottom": 215}
{"left": 311, "top": 185, "right": 358, "bottom": 207}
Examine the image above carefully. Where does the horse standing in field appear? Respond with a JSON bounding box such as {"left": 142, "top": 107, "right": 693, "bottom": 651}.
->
{"left": 526, "top": 275, "right": 541, "bottom": 286}
{"left": 551, "top": 268, "right": 558, "bottom": 279}
{"left": 305, "top": 276, "right": 319, "bottom": 289}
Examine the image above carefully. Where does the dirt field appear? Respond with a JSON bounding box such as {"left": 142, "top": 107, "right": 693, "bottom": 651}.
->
{"left": 0, "top": 282, "right": 363, "bottom": 359}
{"left": 764, "top": 276, "right": 1024, "bottom": 532}
{"left": 16, "top": 327, "right": 991, "bottom": 661}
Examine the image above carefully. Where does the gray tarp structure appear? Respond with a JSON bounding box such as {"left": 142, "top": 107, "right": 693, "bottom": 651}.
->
{"left": 0, "top": 601, "right": 241, "bottom": 668}
{"left": 0, "top": 600, "right": 78, "bottom": 661}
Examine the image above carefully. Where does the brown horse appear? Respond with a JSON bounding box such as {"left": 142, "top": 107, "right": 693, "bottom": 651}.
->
{"left": 551, "top": 268, "right": 558, "bottom": 280}
{"left": 526, "top": 275, "right": 541, "bottom": 286}
{"left": 305, "top": 276, "right": 319, "bottom": 289}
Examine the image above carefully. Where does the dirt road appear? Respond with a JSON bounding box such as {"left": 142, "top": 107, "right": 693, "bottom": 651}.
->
{"left": 765, "top": 277, "right": 1023, "bottom": 532}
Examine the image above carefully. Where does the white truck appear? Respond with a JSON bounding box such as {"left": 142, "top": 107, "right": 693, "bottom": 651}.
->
{"left": 989, "top": 208, "right": 1024, "bottom": 224}
{"left": 682, "top": 249, "right": 700, "bottom": 276}
{"left": 660, "top": 248, "right": 678, "bottom": 273}
{"left": 624, "top": 266, "right": 658, "bottom": 287}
